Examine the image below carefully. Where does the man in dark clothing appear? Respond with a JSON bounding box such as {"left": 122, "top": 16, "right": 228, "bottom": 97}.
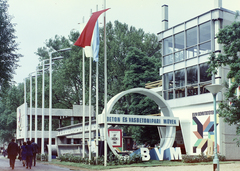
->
{"left": 7, "top": 139, "right": 18, "bottom": 169}
{"left": 31, "top": 139, "right": 39, "bottom": 166}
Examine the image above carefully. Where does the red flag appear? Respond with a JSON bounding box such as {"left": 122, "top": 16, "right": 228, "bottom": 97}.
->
{"left": 74, "top": 8, "right": 110, "bottom": 47}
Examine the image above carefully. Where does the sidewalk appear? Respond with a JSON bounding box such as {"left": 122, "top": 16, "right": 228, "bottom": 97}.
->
{"left": 104, "top": 162, "right": 240, "bottom": 171}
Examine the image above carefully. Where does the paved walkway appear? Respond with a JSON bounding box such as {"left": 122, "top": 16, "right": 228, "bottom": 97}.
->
{"left": 1, "top": 155, "right": 240, "bottom": 171}
{"left": 0, "top": 156, "right": 76, "bottom": 171}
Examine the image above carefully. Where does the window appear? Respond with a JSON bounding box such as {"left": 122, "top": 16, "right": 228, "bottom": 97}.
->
{"left": 163, "top": 36, "right": 173, "bottom": 55}
{"left": 175, "top": 51, "right": 184, "bottom": 62}
{"left": 199, "top": 42, "right": 211, "bottom": 55}
{"left": 187, "top": 65, "right": 198, "bottom": 85}
{"left": 186, "top": 46, "right": 197, "bottom": 59}
{"left": 164, "top": 72, "right": 173, "bottom": 100}
{"left": 200, "top": 63, "right": 211, "bottom": 82}
{"left": 164, "top": 72, "right": 173, "bottom": 90}
{"left": 187, "top": 65, "right": 198, "bottom": 96}
{"left": 175, "top": 69, "right": 185, "bottom": 87}
{"left": 174, "top": 32, "right": 184, "bottom": 51}
{"left": 175, "top": 69, "right": 185, "bottom": 99}
{"left": 186, "top": 27, "right": 197, "bottom": 47}
{"left": 199, "top": 22, "right": 211, "bottom": 43}
{"left": 163, "top": 54, "right": 173, "bottom": 65}
{"left": 199, "top": 62, "right": 211, "bottom": 94}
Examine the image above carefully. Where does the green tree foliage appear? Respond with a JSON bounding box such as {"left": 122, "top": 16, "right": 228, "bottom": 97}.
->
{"left": 120, "top": 47, "right": 161, "bottom": 145}
{"left": 0, "top": 84, "right": 24, "bottom": 142}
{"left": 35, "top": 21, "right": 161, "bottom": 141}
{"left": 207, "top": 20, "right": 240, "bottom": 146}
{"left": 0, "top": 0, "right": 22, "bottom": 90}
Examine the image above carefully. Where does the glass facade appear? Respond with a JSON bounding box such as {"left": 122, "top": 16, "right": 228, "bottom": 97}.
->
{"left": 162, "top": 21, "right": 211, "bottom": 66}
{"left": 163, "top": 62, "right": 210, "bottom": 99}
{"left": 162, "top": 20, "right": 212, "bottom": 100}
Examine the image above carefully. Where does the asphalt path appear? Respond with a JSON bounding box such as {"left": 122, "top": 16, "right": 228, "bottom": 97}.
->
{"left": 0, "top": 156, "right": 74, "bottom": 171}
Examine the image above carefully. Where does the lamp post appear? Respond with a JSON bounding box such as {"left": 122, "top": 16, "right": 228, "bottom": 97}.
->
{"left": 48, "top": 47, "right": 71, "bottom": 162}
{"left": 205, "top": 84, "right": 224, "bottom": 171}
{"left": 40, "top": 59, "right": 50, "bottom": 157}
{"left": 29, "top": 72, "right": 35, "bottom": 141}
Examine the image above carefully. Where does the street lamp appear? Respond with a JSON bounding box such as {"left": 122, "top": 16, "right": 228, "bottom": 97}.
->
{"left": 48, "top": 47, "right": 71, "bottom": 162}
{"left": 39, "top": 56, "right": 63, "bottom": 158}
{"left": 29, "top": 72, "right": 36, "bottom": 141}
{"left": 39, "top": 59, "right": 50, "bottom": 157}
{"left": 205, "top": 84, "right": 224, "bottom": 171}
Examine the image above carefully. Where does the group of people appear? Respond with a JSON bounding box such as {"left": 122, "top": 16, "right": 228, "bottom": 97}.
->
{"left": 7, "top": 139, "right": 39, "bottom": 170}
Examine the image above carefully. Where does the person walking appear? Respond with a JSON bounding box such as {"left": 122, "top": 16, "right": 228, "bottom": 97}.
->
{"left": 21, "top": 142, "right": 27, "bottom": 167}
{"left": 26, "top": 141, "right": 34, "bottom": 169}
{"left": 18, "top": 142, "right": 22, "bottom": 161}
{"left": 31, "top": 139, "right": 39, "bottom": 166}
{"left": 7, "top": 139, "right": 19, "bottom": 169}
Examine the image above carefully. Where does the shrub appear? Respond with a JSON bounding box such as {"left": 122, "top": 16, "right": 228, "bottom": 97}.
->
{"left": 36, "top": 153, "right": 48, "bottom": 161}
{"left": 182, "top": 153, "right": 226, "bottom": 163}
{"left": 57, "top": 151, "right": 143, "bottom": 166}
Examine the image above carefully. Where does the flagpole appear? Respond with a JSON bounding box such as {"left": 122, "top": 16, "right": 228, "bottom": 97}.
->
{"left": 35, "top": 67, "right": 38, "bottom": 142}
{"left": 30, "top": 73, "right": 32, "bottom": 141}
{"left": 95, "top": 5, "right": 99, "bottom": 164}
{"left": 82, "top": 16, "right": 86, "bottom": 159}
{"left": 103, "top": 0, "right": 107, "bottom": 167}
{"left": 89, "top": 9, "right": 92, "bottom": 162}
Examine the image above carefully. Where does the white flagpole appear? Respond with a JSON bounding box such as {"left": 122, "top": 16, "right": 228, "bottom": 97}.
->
{"left": 35, "top": 67, "right": 38, "bottom": 142}
{"left": 30, "top": 73, "right": 32, "bottom": 141}
{"left": 41, "top": 61, "right": 45, "bottom": 157}
{"left": 96, "top": 5, "right": 99, "bottom": 163}
{"left": 104, "top": 0, "right": 108, "bottom": 167}
{"left": 24, "top": 78, "right": 27, "bottom": 142}
{"left": 82, "top": 16, "right": 86, "bottom": 159}
{"left": 89, "top": 8, "right": 93, "bottom": 163}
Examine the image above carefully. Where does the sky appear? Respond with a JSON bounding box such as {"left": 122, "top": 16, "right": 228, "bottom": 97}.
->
{"left": 7, "top": 0, "right": 240, "bottom": 84}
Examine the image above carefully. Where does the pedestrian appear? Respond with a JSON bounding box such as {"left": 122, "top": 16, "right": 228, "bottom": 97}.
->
{"left": 31, "top": 139, "right": 39, "bottom": 166}
{"left": 143, "top": 142, "right": 150, "bottom": 148}
{"left": 18, "top": 142, "right": 22, "bottom": 161}
{"left": 132, "top": 142, "right": 138, "bottom": 150}
{"left": 21, "top": 142, "right": 27, "bottom": 167}
{"left": 3, "top": 148, "right": 7, "bottom": 157}
{"left": 26, "top": 140, "right": 34, "bottom": 169}
{"left": 7, "top": 138, "right": 19, "bottom": 169}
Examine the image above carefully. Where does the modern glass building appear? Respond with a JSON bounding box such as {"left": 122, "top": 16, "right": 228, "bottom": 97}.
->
{"left": 154, "top": 2, "right": 240, "bottom": 159}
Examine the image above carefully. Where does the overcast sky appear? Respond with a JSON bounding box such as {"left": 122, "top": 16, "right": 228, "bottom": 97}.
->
{"left": 7, "top": 0, "right": 240, "bottom": 84}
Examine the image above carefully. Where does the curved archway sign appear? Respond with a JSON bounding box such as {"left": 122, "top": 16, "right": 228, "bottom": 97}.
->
{"left": 98, "top": 88, "right": 181, "bottom": 161}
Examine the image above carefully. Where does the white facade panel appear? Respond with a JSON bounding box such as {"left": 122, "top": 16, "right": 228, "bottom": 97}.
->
{"left": 198, "top": 54, "right": 210, "bottom": 64}
{"left": 174, "top": 62, "right": 185, "bottom": 71}
{"left": 164, "top": 65, "right": 174, "bottom": 73}
{"left": 186, "top": 18, "right": 197, "bottom": 29}
{"left": 163, "top": 29, "right": 172, "bottom": 39}
{"left": 173, "top": 24, "right": 184, "bottom": 34}
{"left": 199, "top": 13, "right": 211, "bottom": 24}
{"left": 186, "top": 58, "right": 198, "bottom": 67}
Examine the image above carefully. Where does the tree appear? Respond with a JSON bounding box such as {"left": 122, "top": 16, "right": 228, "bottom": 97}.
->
{"left": 121, "top": 47, "right": 161, "bottom": 145}
{"left": 0, "top": 84, "right": 24, "bottom": 142}
{"left": 34, "top": 21, "right": 161, "bottom": 141}
{"left": 35, "top": 21, "right": 161, "bottom": 114}
{"left": 0, "top": 0, "right": 22, "bottom": 90}
{"left": 0, "top": 20, "right": 161, "bottom": 142}
{"left": 207, "top": 19, "right": 240, "bottom": 146}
